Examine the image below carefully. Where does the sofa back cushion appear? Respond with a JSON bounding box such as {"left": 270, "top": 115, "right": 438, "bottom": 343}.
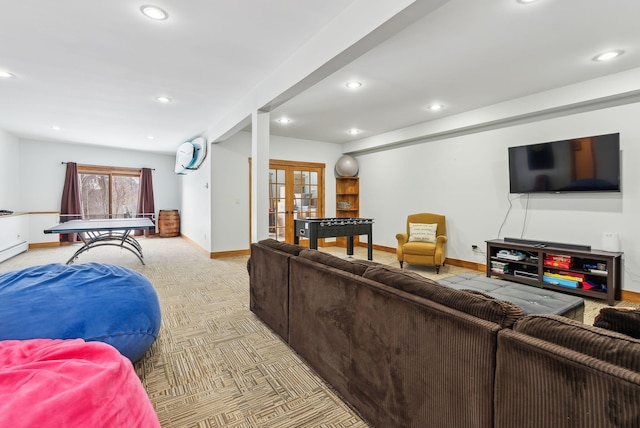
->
{"left": 363, "top": 265, "right": 523, "bottom": 328}
{"left": 249, "top": 241, "right": 297, "bottom": 341}
{"left": 257, "top": 238, "right": 305, "bottom": 256}
{"left": 298, "top": 249, "right": 371, "bottom": 276}
{"left": 513, "top": 314, "right": 640, "bottom": 372}
{"left": 593, "top": 307, "right": 640, "bottom": 339}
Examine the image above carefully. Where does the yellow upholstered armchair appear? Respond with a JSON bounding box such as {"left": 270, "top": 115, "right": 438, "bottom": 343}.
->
{"left": 396, "top": 213, "right": 447, "bottom": 273}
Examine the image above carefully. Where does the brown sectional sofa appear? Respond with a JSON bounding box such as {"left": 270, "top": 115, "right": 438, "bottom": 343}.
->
{"left": 495, "top": 315, "right": 640, "bottom": 428}
{"left": 248, "top": 239, "right": 640, "bottom": 427}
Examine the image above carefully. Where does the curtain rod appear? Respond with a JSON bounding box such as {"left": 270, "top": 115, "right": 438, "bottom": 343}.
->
{"left": 61, "top": 162, "right": 155, "bottom": 171}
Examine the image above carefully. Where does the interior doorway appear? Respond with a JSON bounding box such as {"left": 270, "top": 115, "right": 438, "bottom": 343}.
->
{"left": 268, "top": 160, "right": 325, "bottom": 243}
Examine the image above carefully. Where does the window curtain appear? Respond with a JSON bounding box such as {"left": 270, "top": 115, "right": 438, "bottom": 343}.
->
{"left": 60, "top": 162, "right": 82, "bottom": 242}
{"left": 135, "top": 168, "right": 156, "bottom": 236}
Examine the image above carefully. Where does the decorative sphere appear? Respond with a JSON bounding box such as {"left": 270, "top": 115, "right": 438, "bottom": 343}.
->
{"left": 335, "top": 155, "right": 359, "bottom": 177}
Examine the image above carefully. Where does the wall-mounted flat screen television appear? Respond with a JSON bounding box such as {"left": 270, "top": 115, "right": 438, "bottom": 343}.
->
{"left": 508, "top": 133, "right": 620, "bottom": 193}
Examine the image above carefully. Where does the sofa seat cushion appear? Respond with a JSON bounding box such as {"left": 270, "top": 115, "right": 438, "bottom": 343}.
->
{"left": 513, "top": 314, "right": 640, "bottom": 372}
{"left": 363, "top": 265, "right": 524, "bottom": 327}
{"left": 402, "top": 241, "right": 436, "bottom": 255}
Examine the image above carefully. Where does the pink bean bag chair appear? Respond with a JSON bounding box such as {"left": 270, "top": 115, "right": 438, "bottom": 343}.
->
{"left": 0, "top": 338, "right": 160, "bottom": 427}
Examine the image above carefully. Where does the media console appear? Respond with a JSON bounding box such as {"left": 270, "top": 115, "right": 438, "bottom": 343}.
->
{"left": 486, "top": 239, "right": 622, "bottom": 305}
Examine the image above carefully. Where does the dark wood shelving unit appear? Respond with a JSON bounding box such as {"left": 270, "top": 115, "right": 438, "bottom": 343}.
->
{"left": 486, "top": 239, "right": 622, "bottom": 305}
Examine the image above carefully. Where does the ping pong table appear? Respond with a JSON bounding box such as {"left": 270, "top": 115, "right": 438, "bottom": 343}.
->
{"left": 44, "top": 218, "right": 155, "bottom": 265}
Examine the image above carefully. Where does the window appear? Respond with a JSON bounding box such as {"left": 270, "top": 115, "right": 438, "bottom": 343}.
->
{"left": 78, "top": 165, "right": 140, "bottom": 219}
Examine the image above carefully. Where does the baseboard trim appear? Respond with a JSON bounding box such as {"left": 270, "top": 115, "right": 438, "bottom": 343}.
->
{"left": 210, "top": 249, "right": 251, "bottom": 259}
{"left": 29, "top": 242, "right": 60, "bottom": 249}
{"left": 180, "top": 234, "right": 210, "bottom": 256}
{"left": 448, "top": 258, "right": 486, "bottom": 272}
{"left": 621, "top": 290, "right": 640, "bottom": 304}
{"left": 359, "top": 242, "right": 486, "bottom": 272}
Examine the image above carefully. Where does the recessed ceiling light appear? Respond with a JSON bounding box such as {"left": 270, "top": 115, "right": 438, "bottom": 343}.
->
{"left": 347, "top": 128, "right": 361, "bottom": 135}
{"left": 593, "top": 50, "right": 624, "bottom": 62}
{"left": 51, "top": 125, "right": 61, "bottom": 131}
{"left": 147, "top": 135, "right": 155, "bottom": 140}
{"left": 0, "top": 70, "right": 15, "bottom": 78}
{"left": 345, "top": 81, "right": 362, "bottom": 89}
{"left": 277, "top": 117, "right": 291, "bottom": 124}
{"left": 155, "top": 96, "right": 172, "bottom": 103}
{"left": 141, "top": 5, "right": 168, "bottom": 20}
{"left": 517, "top": 0, "right": 538, "bottom": 3}
{"left": 428, "top": 104, "right": 444, "bottom": 111}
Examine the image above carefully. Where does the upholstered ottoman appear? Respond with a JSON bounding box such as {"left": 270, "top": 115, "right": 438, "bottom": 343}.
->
{"left": 0, "top": 263, "right": 161, "bottom": 362}
{"left": 438, "top": 273, "right": 584, "bottom": 322}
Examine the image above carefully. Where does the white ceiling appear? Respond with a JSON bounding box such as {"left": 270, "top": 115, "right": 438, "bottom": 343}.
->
{"left": 0, "top": 0, "right": 355, "bottom": 153}
{"left": 2, "top": 0, "right": 640, "bottom": 154}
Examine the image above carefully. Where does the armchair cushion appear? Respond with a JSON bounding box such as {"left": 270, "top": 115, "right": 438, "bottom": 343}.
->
{"left": 403, "top": 241, "right": 436, "bottom": 256}
{"left": 408, "top": 223, "right": 437, "bottom": 242}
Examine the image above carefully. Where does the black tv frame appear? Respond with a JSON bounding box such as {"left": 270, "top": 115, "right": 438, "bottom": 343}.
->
{"left": 508, "top": 132, "right": 621, "bottom": 194}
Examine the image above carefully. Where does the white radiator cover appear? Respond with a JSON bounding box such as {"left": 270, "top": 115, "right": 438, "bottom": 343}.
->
{"left": 0, "top": 241, "right": 28, "bottom": 263}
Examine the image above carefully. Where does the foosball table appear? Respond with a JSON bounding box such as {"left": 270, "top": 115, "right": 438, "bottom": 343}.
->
{"left": 294, "top": 217, "right": 374, "bottom": 260}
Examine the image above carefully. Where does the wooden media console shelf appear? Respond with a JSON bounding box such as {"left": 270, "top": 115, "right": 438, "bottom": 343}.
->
{"left": 486, "top": 239, "right": 622, "bottom": 305}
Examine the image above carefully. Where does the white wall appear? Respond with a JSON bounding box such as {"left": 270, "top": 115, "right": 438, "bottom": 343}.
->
{"left": 0, "top": 129, "right": 20, "bottom": 210}
{"left": 198, "top": 131, "right": 343, "bottom": 253}
{"left": 178, "top": 145, "right": 211, "bottom": 251}
{"left": 356, "top": 102, "right": 640, "bottom": 292}
{"left": 18, "top": 139, "right": 180, "bottom": 243}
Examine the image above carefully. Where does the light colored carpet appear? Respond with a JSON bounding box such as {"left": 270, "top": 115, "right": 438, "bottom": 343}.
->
{"left": 1, "top": 238, "right": 637, "bottom": 427}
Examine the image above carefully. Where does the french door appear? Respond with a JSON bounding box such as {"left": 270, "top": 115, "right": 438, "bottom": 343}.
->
{"left": 268, "top": 160, "right": 324, "bottom": 243}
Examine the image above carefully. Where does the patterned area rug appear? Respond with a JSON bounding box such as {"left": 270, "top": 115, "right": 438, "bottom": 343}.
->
{"left": 1, "top": 237, "right": 637, "bottom": 427}
{"left": 0, "top": 238, "right": 369, "bottom": 427}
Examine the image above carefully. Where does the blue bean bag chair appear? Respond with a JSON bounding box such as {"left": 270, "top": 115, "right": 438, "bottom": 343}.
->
{"left": 0, "top": 263, "right": 161, "bottom": 362}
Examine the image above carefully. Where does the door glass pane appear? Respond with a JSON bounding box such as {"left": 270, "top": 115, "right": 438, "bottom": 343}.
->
{"left": 269, "top": 168, "right": 287, "bottom": 240}
{"left": 308, "top": 172, "right": 318, "bottom": 217}
{"left": 293, "top": 169, "right": 317, "bottom": 220}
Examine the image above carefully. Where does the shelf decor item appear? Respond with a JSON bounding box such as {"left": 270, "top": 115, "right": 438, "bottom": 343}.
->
{"left": 335, "top": 155, "right": 359, "bottom": 177}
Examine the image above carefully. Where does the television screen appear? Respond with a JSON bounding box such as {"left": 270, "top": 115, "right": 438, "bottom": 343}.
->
{"left": 508, "top": 133, "right": 620, "bottom": 193}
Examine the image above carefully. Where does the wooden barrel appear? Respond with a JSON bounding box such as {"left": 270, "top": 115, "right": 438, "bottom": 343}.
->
{"left": 158, "top": 210, "right": 180, "bottom": 237}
